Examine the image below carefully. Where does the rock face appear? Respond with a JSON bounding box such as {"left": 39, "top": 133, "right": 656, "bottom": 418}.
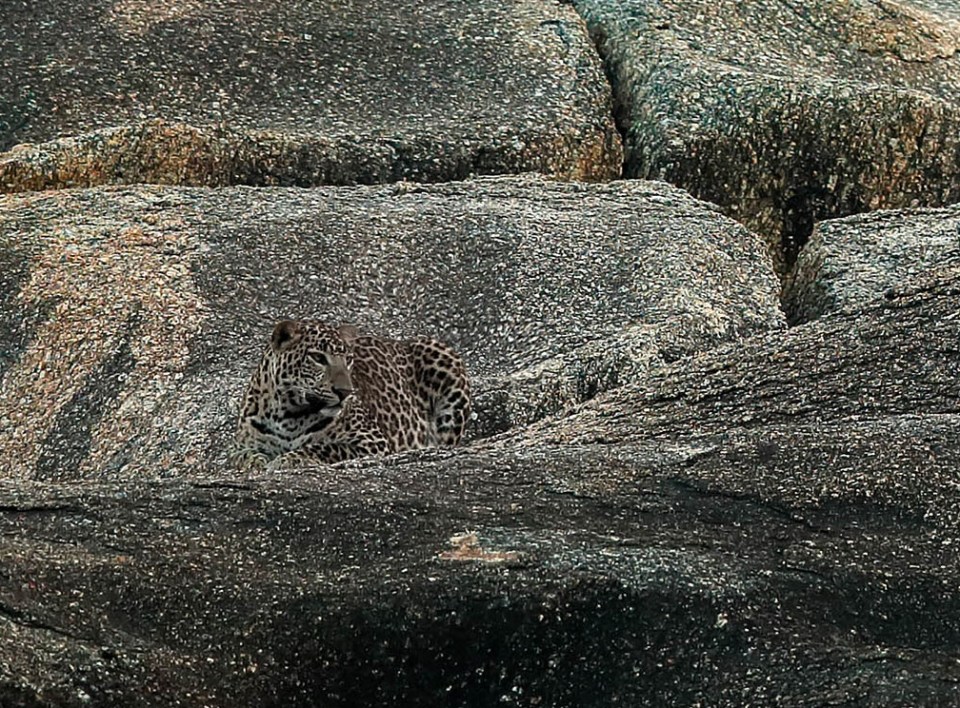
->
{"left": 574, "top": 0, "right": 960, "bottom": 271}
{"left": 0, "top": 176, "right": 783, "bottom": 480}
{"left": 784, "top": 203, "right": 960, "bottom": 323}
{"left": 0, "top": 1, "right": 621, "bottom": 191}
{"left": 3, "top": 1, "right": 960, "bottom": 706}
{"left": 1, "top": 264, "right": 958, "bottom": 707}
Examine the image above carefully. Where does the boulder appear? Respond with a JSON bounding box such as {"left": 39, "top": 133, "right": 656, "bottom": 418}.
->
{"left": 0, "top": 175, "right": 783, "bottom": 480}
{"left": 573, "top": 0, "right": 960, "bottom": 271}
{"left": 784, "top": 203, "right": 960, "bottom": 324}
{"left": 0, "top": 0, "right": 620, "bottom": 191}
{"left": 1, "top": 264, "right": 958, "bottom": 706}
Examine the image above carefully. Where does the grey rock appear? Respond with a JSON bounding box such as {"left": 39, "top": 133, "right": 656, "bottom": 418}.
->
{"left": 784, "top": 204, "right": 960, "bottom": 324}
{"left": 0, "top": 1, "right": 621, "bottom": 191}
{"left": 4, "top": 3, "right": 959, "bottom": 703}
{"left": 573, "top": 0, "right": 960, "bottom": 272}
{"left": 0, "top": 175, "right": 783, "bottom": 480}
{"left": 1, "top": 264, "right": 958, "bottom": 706}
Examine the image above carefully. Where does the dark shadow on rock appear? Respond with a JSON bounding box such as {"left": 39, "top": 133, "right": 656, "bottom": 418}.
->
{"left": 35, "top": 317, "right": 139, "bottom": 481}
{"left": 0, "top": 241, "right": 32, "bottom": 381}
{"left": 260, "top": 580, "right": 734, "bottom": 707}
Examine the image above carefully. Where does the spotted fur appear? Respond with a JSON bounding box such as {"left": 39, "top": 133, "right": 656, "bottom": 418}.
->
{"left": 231, "top": 319, "right": 471, "bottom": 467}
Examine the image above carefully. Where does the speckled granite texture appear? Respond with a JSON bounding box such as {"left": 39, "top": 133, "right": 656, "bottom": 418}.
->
{"left": 0, "top": 0, "right": 621, "bottom": 189}
{"left": 784, "top": 203, "right": 960, "bottom": 323}
{"left": 0, "top": 176, "right": 783, "bottom": 479}
{"left": 574, "top": 0, "right": 960, "bottom": 271}
{"left": 2, "top": 1, "right": 960, "bottom": 705}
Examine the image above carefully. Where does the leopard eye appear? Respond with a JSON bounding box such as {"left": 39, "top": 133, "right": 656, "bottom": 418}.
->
{"left": 307, "top": 351, "right": 330, "bottom": 366}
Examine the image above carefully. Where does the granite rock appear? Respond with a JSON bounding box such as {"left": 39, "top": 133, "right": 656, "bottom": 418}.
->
{"left": 4, "top": 2, "right": 960, "bottom": 704}
{"left": 574, "top": 0, "right": 960, "bottom": 271}
{"left": 784, "top": 203, "right": 960, "bottom": 323}
{"left": 0, "top": 0, "right": 621, "bottom": 191}
{"left": 1, "top": 264, "right": 958, "bottom": 706}
{"left": 0, "top": 175, "right": 783, "bottom": 481}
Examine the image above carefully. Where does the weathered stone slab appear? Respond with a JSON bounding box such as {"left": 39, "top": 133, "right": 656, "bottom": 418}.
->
{"left": 0, "top": 1, "right": 621, "bottom": 191}
{"left": 573, "top": 0, "right": 960, "bottom": 271}
{"left": 0, "top": 175, "right": 782, "bottom": 481}
{"left": 525, "top": 271, "right": 960, "bottom": 454}
{"left": 1, "top": 266, "right": 958, "bottom": 706}
{"left": 783, "top": 204, "right": 960, "bottom": 323}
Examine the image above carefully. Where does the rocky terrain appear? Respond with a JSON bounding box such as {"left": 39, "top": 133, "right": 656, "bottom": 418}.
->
{"left": 1, "top": 1, "right": 959, "bottom": 706}
{"left": 575, "top": 0, "right": 960, "bottom": 272}
{"left": 0, "top": 0, "right": 619, "bottom": 189}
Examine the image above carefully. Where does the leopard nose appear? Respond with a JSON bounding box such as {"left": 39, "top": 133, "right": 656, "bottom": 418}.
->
{"left": 333, "top": 386, "right": 353, "bottom": 402}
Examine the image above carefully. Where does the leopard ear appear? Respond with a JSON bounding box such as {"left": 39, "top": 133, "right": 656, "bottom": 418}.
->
{"left": 271, "top": 320, "right": 303, "bottom": 351}
{"left": 337, "top": 323, "right": 361, "bottom": 344}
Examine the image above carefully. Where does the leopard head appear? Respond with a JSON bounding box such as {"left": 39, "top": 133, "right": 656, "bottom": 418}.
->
{"left": 243, "top": 319, "right": 355, "bottom": 446}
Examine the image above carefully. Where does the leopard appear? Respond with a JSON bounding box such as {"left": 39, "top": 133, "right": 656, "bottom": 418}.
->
{"left": 231, "top": 319, "right": 471, "bottom": 467}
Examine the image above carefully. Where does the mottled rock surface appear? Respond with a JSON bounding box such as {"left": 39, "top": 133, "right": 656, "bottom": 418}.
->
{"left": 1, "top": 264, "right": 958, "bottom": 707}
{"left": 4, "top": 1, "right": 960, "bottom": 705}
{"left": 784, "top": 204, "right": 960, "bottom": 323}
{"left": 0, "top": 0, "right": 620, "bottom": 191}
{"left": 0, "top": 176, "right": 782, "bottom": 481}
{"left": 574, "top": 0, "right": 960, "bottom": 271}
